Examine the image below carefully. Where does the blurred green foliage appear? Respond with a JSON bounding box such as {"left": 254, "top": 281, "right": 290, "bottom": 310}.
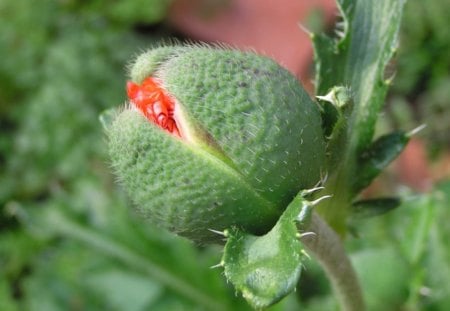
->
{"left": 351, "top": 181, "right": 450, "bottom": 311}
{"left": 0, "top": 1, "right": 246, "bottom": 310}
{"left": 388, "top": 0, "right": 450, "bottom": 156}
{"left": 1, "top": 0, "right": 449, "bottom": 310}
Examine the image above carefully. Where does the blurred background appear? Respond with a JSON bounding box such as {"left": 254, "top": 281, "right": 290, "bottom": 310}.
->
{"left": 0, "top": 0, "right": 449, "bottom": 310}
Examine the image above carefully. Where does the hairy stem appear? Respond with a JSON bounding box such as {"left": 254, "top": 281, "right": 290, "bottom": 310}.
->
{"left": 301, "top": 212, "right": 365, "bottom": 311}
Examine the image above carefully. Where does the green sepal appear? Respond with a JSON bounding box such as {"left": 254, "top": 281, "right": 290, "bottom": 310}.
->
{"left": 129, "top": 46, "right": 181, "bottom": 83}
{"left": 353, "top": 131, "right": 409, "bottom": 194}
{"left": 222, "top": 194, "right": 310, "bottom": 309}
{"left": 351, "top": 197, "right": 401, "bottom": 219}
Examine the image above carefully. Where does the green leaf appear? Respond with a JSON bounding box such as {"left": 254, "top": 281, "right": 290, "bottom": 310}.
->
{"left": 354, "top": 131, "right": 409, "bottom": 194}
{"left": 351, "top": 197, "right": 401, "bottom": 219}
{"left": 222, "top": 195, "right": 309, "bottom": 309}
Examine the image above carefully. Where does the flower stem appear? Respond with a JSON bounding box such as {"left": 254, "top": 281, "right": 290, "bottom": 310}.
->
{"left": 301, "top": 212, "right": 365, "bottom": 311}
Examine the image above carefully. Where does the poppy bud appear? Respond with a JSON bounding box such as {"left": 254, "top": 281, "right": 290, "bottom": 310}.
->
{"left": 107, "top": 45, "right": 325, "bottom": 243}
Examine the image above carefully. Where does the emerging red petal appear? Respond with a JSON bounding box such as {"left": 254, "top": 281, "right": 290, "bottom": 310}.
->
{"left": 127, "top": 77, "right": 181, "bottom": 137}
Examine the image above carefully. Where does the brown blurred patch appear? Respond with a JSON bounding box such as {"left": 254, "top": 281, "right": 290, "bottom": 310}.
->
{"left": 168, "top": 0, "right": 336, "bottom": 88}
{"left": 395, "top": 138, "right": 433, "bottom": 192}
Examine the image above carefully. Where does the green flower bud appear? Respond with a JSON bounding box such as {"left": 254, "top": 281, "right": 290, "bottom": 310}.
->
{"left": 107, "top": 45, "right": 325, "bottom": 243}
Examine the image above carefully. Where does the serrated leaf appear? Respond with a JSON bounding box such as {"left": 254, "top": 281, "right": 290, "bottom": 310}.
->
{"left": 222, "top": 196, "right": 308, "bottom": 309}
{"left": 313, "top": 0, "right": 407, "bottom": 231}
{"left": 314, "top": 0, "right": 406, "bottom": 153}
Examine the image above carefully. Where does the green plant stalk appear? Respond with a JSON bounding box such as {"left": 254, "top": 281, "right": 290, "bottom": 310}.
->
{"left": 302, "top": 212, "right": 365, "bottom": 311}
{"left": 317, "top": 159, "right": 354, "bottom": 234}
{"left": 315, "top": 128, "right": 355, "bottom": 235}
